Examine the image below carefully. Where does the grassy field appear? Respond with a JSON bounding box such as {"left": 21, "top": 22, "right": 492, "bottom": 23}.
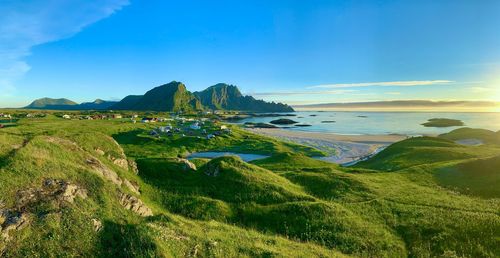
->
{"left": 0, "top": 113, "right": 499, "bottom": 257}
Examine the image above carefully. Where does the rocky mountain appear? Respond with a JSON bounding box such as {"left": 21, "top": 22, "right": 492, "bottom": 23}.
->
{"left": 25, "top": 98, "right": 78, "bottom": 109}
{"left": 111, "top": 81, "right": 203, "bottom": 111}
{"left": 194, "top": 83, "right": 294, "bottom": 112}
{"left": 25, "top": 81, "right": 294, "bottom": 112}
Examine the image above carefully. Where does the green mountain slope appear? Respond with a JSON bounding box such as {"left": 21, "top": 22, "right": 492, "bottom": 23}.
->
{"left": 109, "top": 95, "right": 143, "bottom": 110}
{"left": 25, "top": 98, "right": 78, "bottom": 109}
{"left": 194, "top": 83, "right": 294, "bottom": 112}
{"left": 112, "top": 81, "right": 202, "bottom": 112}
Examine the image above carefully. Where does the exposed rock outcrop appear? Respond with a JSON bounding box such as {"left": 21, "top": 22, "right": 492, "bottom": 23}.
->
{"left": 1, "top": 179, "right": 87, "bottom": 253}
{"left": 124, "top": 179, "right": 140, "bottom": 195}
{"left": 92, "top": 218, "right": 103, "bottom": 232}
{"left": 177, "top": 158, "right": 197, "bottom": 171}
{"left": 128, "top": 159, "right": 139, "bottom": 174}
{"left": 86, "top": 157, "right": 123, "bottom": 186}
{"left": 118, "top": 193, "right": 152, "bottom": 217}
{"left": 113, "top": 158, "right": 129, "bottom": 170}
{"left": 94, "top": 148, "right": 105, "bottom": 156}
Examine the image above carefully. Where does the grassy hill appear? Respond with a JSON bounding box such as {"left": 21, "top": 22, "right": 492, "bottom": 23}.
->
{"left": 436, "top": 155, "right": 500, "bottom": 198}
{"left": 0, "top": 114, "right": 499, "bottom": 257}
{"left": 25, "top": 98, "right": 78, "bottom": 109}
{"left": 439, "top": 127, "right": 500, "bottom": 145}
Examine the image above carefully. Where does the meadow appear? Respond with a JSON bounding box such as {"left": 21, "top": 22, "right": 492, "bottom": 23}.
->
{"left": 0, "top": 111, "right": 499, "bottom": 257}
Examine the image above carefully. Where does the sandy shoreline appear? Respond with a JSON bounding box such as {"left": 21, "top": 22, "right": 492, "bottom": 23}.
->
{"left": 246, "top": 128, "right": 408, "bottom": 144}
{"left": 246, "top": 128, "right": 408, "bottom": 165}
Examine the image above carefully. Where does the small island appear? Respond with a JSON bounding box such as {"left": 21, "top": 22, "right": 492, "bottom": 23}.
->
{"left": 270, "top": 118, "right": 298, "bottom": 125}
{"left": 421, "top": 118, "right": 465, "bottom": 127}
{"left": 244, "top": 122, "right": 278, "bottom": 128}
{"left": 295, "top": 124, "right": 312, "bottom": 127}
{"left": 321, "top": 120, "right": 336, "bottom": 123}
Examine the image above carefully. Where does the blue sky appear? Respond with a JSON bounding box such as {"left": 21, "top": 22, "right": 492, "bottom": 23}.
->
{"left": 1, "top": 0, "right": 500, "bottom": 107}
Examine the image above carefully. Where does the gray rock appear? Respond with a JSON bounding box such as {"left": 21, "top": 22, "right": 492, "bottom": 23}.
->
{"left": 124, "top": 179, "right": 140, "bottom": 195}
{"left": 86, "top": 157, "right": 123, "bottom": 186}
{"left": 118, "top": 193, "right": 153, "bottom": 217}
{"left": 177, "top": 158, "right": 197, "bottom": 171}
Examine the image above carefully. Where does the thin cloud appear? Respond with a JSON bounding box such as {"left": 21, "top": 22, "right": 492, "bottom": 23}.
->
{"left": 0, "top": 0, "right": 129, "bottom": 97}
{"left": 307, "top": 80, "right": 454, "bottom": 89}
{"left": 469, "top": 86, "right": 495, "bottom": 93}
{"left": 385, "top": 91, "right": 401, "bottom": 95}
{"left": 250, "top": 89, "right": 358, "bottom": 97}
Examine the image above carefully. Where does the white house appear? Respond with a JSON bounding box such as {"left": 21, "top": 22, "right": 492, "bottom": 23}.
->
{"left": 62, "top": 114, "right": 71, "bottom": 119}
{"left": 190, "top": 122, "right": 201, "bottom": 130}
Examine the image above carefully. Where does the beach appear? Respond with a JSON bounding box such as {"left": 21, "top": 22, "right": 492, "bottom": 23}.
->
{"left": 246, "top": 128, "right": 408, "bottom": 165}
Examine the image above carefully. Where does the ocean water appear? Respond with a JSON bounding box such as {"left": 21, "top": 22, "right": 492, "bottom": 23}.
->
{"left": 235, "top": 112, "right": 500, "bottom": 136}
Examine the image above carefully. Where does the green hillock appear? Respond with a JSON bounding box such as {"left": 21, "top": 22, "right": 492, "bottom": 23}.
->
{"left": 355, "top": 137, "right": 479, "bottom": 171}
{"left": 439, "top": 127, "right": 500, "bottom": 145}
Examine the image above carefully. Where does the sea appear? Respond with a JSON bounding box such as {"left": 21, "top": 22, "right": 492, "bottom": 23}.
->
{"left": 234, "top": 111, "right": 500, "bottom": 136}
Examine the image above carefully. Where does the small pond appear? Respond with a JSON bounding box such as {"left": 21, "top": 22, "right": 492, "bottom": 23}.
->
{"left": 187, "top": 152, "right": 270, "bottom": 162}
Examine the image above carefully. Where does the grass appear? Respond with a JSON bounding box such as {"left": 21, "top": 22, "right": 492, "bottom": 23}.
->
{"left": 421, "top": 118, "right": 465, "bottom": 127}
{"left": 0, "top": 112, "right": 499, "bottom": 257}
{"left": 439, "top": 127, "right": 500, "bottom": 145}
{"left": 436, "top": 155, "right": 500, "bottom": 198}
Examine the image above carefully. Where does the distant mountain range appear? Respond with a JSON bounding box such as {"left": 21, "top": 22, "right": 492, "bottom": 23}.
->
{"left": 294, "top": 100, "right": 500, "bottom": 111}
{"left": 24, "top": 81, "right": 294, "bottom": 112}
{"left": 25, "top": 98, "right": 117, "bottom": 110}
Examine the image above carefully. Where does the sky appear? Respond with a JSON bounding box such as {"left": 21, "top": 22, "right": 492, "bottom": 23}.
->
{"left": 1, "top": 0, "right": 500, "bottom": 108}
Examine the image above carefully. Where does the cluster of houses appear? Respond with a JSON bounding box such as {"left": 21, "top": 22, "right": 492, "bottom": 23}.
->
{"left": 58, "top": 114, "right": 126, "bottom": 120}
{"left": 148, "top": 118, "right": 231, "bottom": 140}
{"left": 140, "top": 117, "right": 172, "bottom": 123}
{"left": 0, "top": 113, "right": 12, "bottom": 119}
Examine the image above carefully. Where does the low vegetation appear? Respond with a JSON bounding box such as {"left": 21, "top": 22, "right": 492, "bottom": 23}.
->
{"left": 421, "top": 118, "right": 465, "bottom": 127}
{"left": 0, "top": 111, "right": 498, "bottom": 257}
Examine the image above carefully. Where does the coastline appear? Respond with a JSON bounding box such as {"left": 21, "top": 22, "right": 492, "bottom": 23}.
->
{"left": 246, "top": 128, "right": 408, "bottom": 144}
{"left": 246, "top": 128, "right": 408, "bottom": 165}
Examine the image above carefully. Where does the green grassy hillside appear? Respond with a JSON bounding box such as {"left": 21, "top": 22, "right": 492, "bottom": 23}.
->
{"left": 439, "top": 127, "right": 500, "bottom": 145}
{"left": 437, "top": 155, "right": 500, "bottom": 198}
{"left": 0, "top": 115, "right": 499, "bottom": 257}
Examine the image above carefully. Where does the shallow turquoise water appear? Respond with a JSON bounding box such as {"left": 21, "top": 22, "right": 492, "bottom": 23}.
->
{"left": 236, "top": 112, "right": 500, "bottom": 135}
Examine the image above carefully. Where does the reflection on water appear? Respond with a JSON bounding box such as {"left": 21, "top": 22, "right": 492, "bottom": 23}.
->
{"left": 236, "top": 112, "right": 500, "bottom": 135}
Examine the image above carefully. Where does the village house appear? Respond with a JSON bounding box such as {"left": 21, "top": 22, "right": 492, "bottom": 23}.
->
{"left": 62, "top": 114, "right": 71, "bottom": 119}
{"left": 189, "top": 122, "right": 201, "bottom": 130}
